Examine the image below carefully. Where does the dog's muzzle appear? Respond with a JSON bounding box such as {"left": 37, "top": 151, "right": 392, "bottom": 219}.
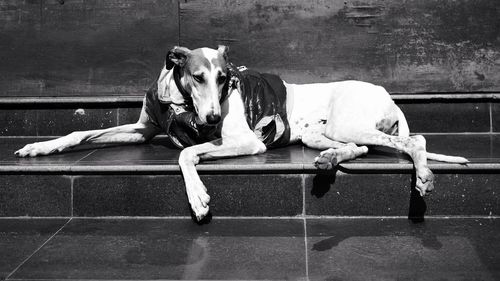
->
{"left": 206, "top": 113, "right": 221, "bottom": 125}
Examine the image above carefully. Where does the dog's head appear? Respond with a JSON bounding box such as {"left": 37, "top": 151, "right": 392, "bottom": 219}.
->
{"left": 162, "top": 45, "right": 229, "bottom": 125}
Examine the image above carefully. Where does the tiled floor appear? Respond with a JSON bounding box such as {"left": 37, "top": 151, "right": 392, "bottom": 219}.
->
{"left": 0, "top": 218, "right": 498, "bottom": 280}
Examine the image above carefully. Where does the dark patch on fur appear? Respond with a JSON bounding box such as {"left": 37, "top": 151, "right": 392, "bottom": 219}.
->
{"left": 376, "top": 118, "right": 399, "bottom": 135}
{"left": 187, "top": 49, "right": 212, "bottom": 72}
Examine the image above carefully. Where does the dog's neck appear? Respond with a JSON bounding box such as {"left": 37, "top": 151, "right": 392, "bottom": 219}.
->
{"left": 157, "top": 67, "right": 187, "bottom": 105}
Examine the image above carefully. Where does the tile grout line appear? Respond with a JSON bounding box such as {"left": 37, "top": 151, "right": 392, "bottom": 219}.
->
{"left": 489, "top": 102, "right": 493, "bottom": 133}
{"left": 301, "top": 173, "right": 310, "bottom": 280}
{"left": 70, "top": 176, "right": 74, "bottom": 217}
{"left": 2, "top": 132, "right": 499, "bottom": 139}
{"left": 0, "top": 215, "right": 498, "bottom": 220}
{"left": 73, "top": 149, "right": 99, "bottom": 164}
{"left": 303, "top": 215, "right": 310, "bottom": 281}
{"left": 116, "top": 107, "right": 120, "bottom": 126}
{"left": 5, "top": 218, "right": 73, "bottom": 280}
{"left": 301, "top": 173, "right": 306, "bottom": 217}
{"left": 177, "top": 0, "right": 181, "bottom": 46}
{"left": 416, "top": 132, "right": 500, "bottom": 135}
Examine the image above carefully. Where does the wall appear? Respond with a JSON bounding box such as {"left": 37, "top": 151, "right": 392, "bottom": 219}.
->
{"left": 0, "top": 0, "right": 498, "bottom": 98}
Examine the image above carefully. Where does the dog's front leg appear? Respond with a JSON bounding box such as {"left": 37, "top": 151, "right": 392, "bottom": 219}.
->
{"left": 178, "top": 135, "right": 266, "bottom": 221}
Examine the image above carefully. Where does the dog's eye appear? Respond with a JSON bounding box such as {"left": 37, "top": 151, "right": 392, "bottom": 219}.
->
{"left": 218, "top": 75, "right": 227, "bottom": 84}
{"left": 193, "top": 75, "right": 204, "bottom": 83}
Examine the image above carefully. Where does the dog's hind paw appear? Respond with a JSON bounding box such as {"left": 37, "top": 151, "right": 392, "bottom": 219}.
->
{"left": 415, "top": 167, "right": 434, "bottom": 196}
{"left": 314, "top": 148, "right": 338, "bottom": 170}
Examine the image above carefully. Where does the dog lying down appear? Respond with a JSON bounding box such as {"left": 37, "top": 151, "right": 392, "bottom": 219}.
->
{"left": 15, "top": 45, "right": 468, "bottom": 221}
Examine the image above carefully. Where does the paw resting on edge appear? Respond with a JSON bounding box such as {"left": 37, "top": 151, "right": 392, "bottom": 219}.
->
{"left": 314, "top": 148, "right": 338, "bottom": 170}
{"left": 415, "top": 167, "right": 435, "bottom": 197}
{"left": 186, "top": 181, "right": 211, "bottom": 221}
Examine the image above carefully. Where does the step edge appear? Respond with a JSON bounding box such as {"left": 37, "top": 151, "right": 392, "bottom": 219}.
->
{"left": 0, "top": 92, "right": 498, "bottom": 104}
{"left": 1, "top": 162, "right": 499, "bottom": 173}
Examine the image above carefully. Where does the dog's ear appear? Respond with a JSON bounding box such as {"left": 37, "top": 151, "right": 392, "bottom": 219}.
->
{"left": 217, "top": 45, "right": 229, "bottom": 61}
{"left": 165, "top": 46, "right": 191, "bottom": 70}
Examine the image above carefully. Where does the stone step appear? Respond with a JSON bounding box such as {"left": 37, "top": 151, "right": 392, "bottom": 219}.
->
{"left": 0, "top": 135, "right": 498, "bottom": 218}
{"left": 1, "top": 218, "right": 499, "bottom": 280}
{"left": 0, "top": 96, "right": 498, "bottom": 136}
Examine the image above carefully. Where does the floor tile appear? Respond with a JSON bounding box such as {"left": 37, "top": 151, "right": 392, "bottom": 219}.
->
{"left": 398, "top": 102, "right": 490, "bottom": 133}
{"left": 202, "top": 174, "right": 303, "bottom": 216}
{"left": 74, "top": 138, "right": 180, "bottom": 166}
{"left": 307, "top": 218, "right": 500, "bottom": 281}
{"left": 73, "top": 174, "right": 303, "bottom": 217}
{"left": 425, "top": 174, "right": 500, "bottom": 216}
{"left": 0, "top": 219, "right": 68, "bottom": 280}
{"left": 0, "top": 138, "right": 97, "bottom": 163}
{"left": 0, "top": 108, "right": 117, "bottom": 137}
{"left": 35, "top": 108, "right": 117, "bottom": 136}
{"left": 424, "top": 134, "right": 500, "bottom": 160}
{"left": 0, "top": 175, "right": 71, "bottom": 216}
{"left": 202, "top": 145, "right": 305, "bottom": 166}
{"left": 11, "top": 219, "right": 306, "bottom": 280}
{"left": 305, "top": 171, "right": 500, "bottom": 216}
{"left": 117, "top": 106, "right": 142, "bottom": 125}
{"left": 492, "top": 102, "right": 500, "bottom": 133}
{"left": 73, "top": 175, "right": 189, "bottom": 216}
{"left": 75, "top": 140, "right": 305, "bottom": 169}
{"left": 0, "top": 109, "right": 37, "bottom": 136}
{"left": 304, "top": 173, "right": 412, "bottom": 216}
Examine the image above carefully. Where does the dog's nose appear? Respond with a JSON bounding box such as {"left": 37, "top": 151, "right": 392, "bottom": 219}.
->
{"left": 206, "top": 114, "right": 221, "bottom": 125}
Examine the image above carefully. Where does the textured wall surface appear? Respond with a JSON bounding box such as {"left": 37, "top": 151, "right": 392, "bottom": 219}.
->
{"left": 0, "top": 0, "right": 178, "bottom": 97}
{"left": 0, "top": 0, "right": 498, "bottom": 97}
{"left": 180, "top": 0, "right": 500, "bottom": 92}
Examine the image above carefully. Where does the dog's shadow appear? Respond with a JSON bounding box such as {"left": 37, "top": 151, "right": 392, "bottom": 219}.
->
{"left": 310, "top": 172, "right": 337, "bottom": 198}
{"left": 310, "top": 169, "right": 429, "bottom": 250}
{"left": 311, "top": 218, "right": 442, "bottom": 252}
{"left": 310, "top": 170, "right": 426, "bottom": 221}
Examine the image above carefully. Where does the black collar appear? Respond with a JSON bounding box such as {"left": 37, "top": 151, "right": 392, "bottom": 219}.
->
{"left": 173, "top": 65, "right": 192, "bottom": 104}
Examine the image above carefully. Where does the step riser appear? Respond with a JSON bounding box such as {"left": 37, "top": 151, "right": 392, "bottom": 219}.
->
{"left": 306, "top": 173, "right": 499, "bottom": 217}
{"left": 1, "top": 173, "right": 497, "bottom": 217}
{"left": 0, "top": 101, "right": 498, "bottom": 136}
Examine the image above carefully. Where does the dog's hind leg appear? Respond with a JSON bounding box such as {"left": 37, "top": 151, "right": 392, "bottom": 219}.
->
{"left": 320, "top": 86, "right": 433, "bottom": 196}
{"left": 15, "top": 108, "right": 160, "bottom": 157}
{"left": 301, "top": 121, "right": 368, "bottom": 169}
{"left": 313, "top": 143, "right": 369, "bottom": 170}
{"left": 330, "top": 128, "right": 434, "bottom": 196}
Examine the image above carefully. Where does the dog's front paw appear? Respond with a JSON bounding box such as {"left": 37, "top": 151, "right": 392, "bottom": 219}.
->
{"left": 15, "top": 143, "right": 50, "bottom": 157}
{"left": 415, "top": 167, "right": 434, "bottom": 196}
{"left": 186, "top": 181, "right": 211, "bottom": 221}
{"left": 314, "top": 148, "right": 338, "bottom": 170}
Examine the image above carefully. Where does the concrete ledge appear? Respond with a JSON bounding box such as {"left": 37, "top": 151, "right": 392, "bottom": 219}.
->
{"left": 0, "top": 92, "right": 499, "bottom": 104}
{"left": 0, "top": 135, "right": 498, "bottom": 217}
{"left": 1, "top": 162, "right": 500, "bottom": 174}
{"left": 1, "top": 135, "right": 499, "bottom": 174}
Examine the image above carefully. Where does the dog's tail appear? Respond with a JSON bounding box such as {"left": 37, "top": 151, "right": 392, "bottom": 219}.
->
{"left": 396, "top": 106, "right": 468, "bottom": 164}
{"left": 426, "top": 152, "right": 469, "bottom": 164}
{"left": 396, "top": 106, "right": 410, "bottom": 137}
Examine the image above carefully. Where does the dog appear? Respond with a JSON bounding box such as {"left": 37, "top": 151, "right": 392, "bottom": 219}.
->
{"left": 15, "top": 45, "right": 468, "bottom": 221}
